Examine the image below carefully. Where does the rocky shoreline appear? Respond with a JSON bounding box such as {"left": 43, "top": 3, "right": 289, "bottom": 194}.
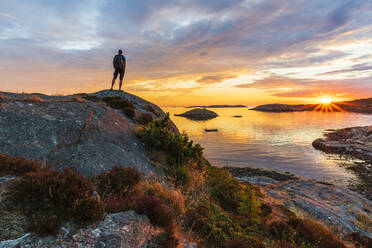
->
{"left": 312, "top": 126, "right": 372, "bottom": 163}
{"left": 227, "top": 166, "right": 372, "bottom": 239}
{"left": 312, "top": 126, "right": 372, "bottom": 200}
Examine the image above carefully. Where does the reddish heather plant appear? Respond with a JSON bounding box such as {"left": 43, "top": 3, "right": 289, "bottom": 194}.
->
{"left": 150, "top": 225, "right": 179, "bottom": 248}
{"left": 94, "top": 166, "right": 141, "bottom": 199}
{"left": 11, "top": 168, "right": 104, "bottom": 235}
{"left": 0, "top": 153, "right": 47, "bottom": 177}
{"left": 26, "top": 214, "right": 61, "bottom": 236}
{"left": 135, "top": 195, "right": 174, "bottom": 228}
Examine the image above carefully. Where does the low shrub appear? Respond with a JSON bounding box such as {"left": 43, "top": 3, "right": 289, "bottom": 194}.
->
{"left": 238, "top": 188, "right": 261, "bottom": 229}
{"left": 103, "top": 193, "right": 137, "bottom": 213}
{"left": 135, "top": 195, "right": 174, "bottom": 228}
{"left": 137, "top": 114, "right": 203, "bottom": 167}
{"left": 0, "top": 154, "right": 47, "bottom": 177}
{"left": 172, "top": 166, "right": 190, "bottom": 187}
{"left": 136, "top": 113, "right": 154, "bottom": 125}
{"left": 270, "top": 218, "right": 345, "bottom": 248}
{"left": 288, "top": 218, "right": 346, "bottom": 248}
{"left": 149, "top": 226, "right": 179, "bottom": 248}
{"left": 142, "top": 181, "right": 185, "bottom": 218}
{"left": 27, "top": 214, "right": 61, "bottom": 236}
{"left": 94, "top": 166, "right": 141, "bottom": 199}
{"left": 206, "top": 167, "right": 242, "bottom": 212}
{"left": 11, "top": 168, "right": 104, "bottom": 235}
{"left": 206, "top": 167, "right": 261, "bottom": 226}
{"left": 185, "top": 201, "right": 241, "bottom": 245}
{"left": 269, "top": 221, "right": 295, "bottom": 241}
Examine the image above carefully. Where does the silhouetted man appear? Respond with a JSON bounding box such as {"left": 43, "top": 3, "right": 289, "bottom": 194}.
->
{"left": 111, "top": 49, "right": 126, "bottom": 91}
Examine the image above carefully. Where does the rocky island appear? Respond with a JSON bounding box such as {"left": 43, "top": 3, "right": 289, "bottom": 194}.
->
{"left": 251, "top": 98, "right": 372, "bottom": 114}
{"left": 175, "top": 108, "right": 218, "bottom": 120}
{"left": 0, "top": 91, "right": 371, "bottom": 248}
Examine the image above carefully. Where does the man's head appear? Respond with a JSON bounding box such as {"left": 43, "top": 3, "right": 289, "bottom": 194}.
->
{"left": 118, "top": 49, "right": 123, "bottom": 54}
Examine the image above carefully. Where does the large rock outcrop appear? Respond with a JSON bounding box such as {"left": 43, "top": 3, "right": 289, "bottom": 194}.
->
{"left": 0, "top": 90, "right": 164, "bottom": 177}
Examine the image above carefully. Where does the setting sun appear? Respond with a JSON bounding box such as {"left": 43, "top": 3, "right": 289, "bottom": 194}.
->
{"left": 319, "top": 97, "right": 332, "bottom": 104}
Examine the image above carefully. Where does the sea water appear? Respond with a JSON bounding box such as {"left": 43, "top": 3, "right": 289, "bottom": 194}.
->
{"left": 164, "top": 107, "right": 372, "bottom": 185}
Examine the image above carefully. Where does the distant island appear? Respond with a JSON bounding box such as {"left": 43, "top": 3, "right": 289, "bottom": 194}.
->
{"left": 186, "top": 104, "right": 246, "bottom": 108}
{"left": 251, "top": 98, "right": 372, "bottom": 114}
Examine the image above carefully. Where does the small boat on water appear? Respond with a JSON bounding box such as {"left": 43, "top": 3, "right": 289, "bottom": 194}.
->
{"left": 205, "top": 129, "right": 218, "bottom": 132}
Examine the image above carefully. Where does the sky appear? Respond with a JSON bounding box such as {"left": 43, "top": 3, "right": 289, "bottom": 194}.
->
{"left": 0, "top": 0, "right": 372, "bottom": 106}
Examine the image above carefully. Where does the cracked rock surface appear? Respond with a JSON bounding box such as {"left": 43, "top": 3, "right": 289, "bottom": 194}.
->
{"left": 0, "top": 90, "right": 161, "bottom": 178}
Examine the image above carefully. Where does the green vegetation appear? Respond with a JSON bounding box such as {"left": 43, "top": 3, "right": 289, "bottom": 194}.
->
{"left": 137, "top": 113, "right": 203, "bottom": 167}
{"left": 137, "top": 114, "right": 262, "bottom": 245}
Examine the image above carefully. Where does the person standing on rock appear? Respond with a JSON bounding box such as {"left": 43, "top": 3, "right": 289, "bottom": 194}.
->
{"left": 111, "top": 49, "right": 126, "bottom": 91}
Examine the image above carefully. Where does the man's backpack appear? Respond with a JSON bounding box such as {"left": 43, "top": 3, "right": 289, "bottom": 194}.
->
{"left": 113, "top": 55, "right": 124, "bottom": 69}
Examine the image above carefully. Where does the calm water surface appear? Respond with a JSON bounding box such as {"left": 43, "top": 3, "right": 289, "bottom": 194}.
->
{"left": 163, "top": 107, "right": 372, "bottom": 185}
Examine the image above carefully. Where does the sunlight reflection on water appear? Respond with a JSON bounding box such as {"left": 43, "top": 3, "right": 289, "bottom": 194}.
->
{"left": 163, "top": 107, "right": 372, "bottom": 185}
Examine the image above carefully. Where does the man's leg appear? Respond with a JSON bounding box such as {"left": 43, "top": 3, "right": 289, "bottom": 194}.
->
{"left": 111, "top": 69, "right": 118, "bottom": 90}
{"left": 111, "top": 78, "right": 116, "bottom": 90}
{"left": 119, "top": 69, "right": 124, "bottom": 91}
{"left": 119, "top": 80, "right": 123, "bottom": 91}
